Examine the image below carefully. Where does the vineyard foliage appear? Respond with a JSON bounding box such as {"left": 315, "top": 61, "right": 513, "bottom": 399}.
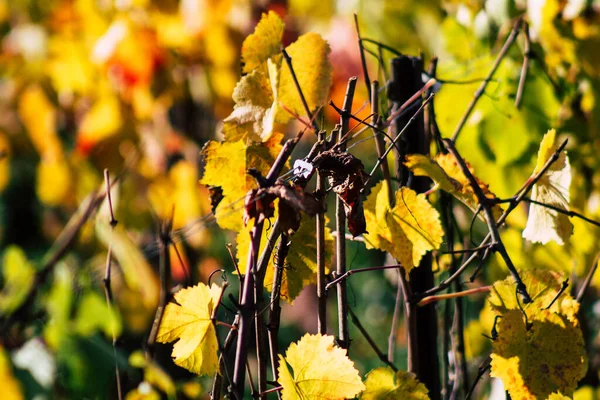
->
{"left": 1, "top": 0, "right": 600, "bottom": 399}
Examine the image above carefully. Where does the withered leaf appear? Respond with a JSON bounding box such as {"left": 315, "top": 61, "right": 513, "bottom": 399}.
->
{"left": 313, "top": 149, "right": 369, "bottom": 236}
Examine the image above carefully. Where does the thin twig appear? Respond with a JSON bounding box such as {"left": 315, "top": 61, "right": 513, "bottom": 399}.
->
{"left": 451, "top": 17, "right": 523, "bottom": 142}
{"left": 418, "top": 286, "right": 492, "bottom": 306}
{"left": 465, "top": 356, "right": 491, "bottom": 400}
{"left": 282, "top": 49, "right": 319, "bottom": 133}
{"left": 577, "top": 252, "right": 600, "bottom": 302}
{"left": 336, "top": 77, "right": 357, "bottom": 350}
{"left": 147, "top": 216, "right": 174, "bottom": 356}
{"left": 365, "top": 94, "right": 434, "bottom": 189}
{"left": 347, "top": 307, "right": 398, "bottom": 372}
{"left": 515, "top": 22, "right": 531, "bottom": 109}
{"left": 522, "top": 197, "right": 600, "bottom": 228}
{"left": 371, "top": 80, "right": 394, "bottom": 204}
{"left": 325, "top": 264, "right": 402, "bottom": 291}
{"left": 316, "top": 131, "right": 328, "bottom": 335}
{"left": 101, "top": 170, "right": 122, "bottom": 400}
{"left": 444, "top": 139, "right": 531, "bottom": 303}
{"left": 354, "top": 14, "right": 371, "bottom": 101}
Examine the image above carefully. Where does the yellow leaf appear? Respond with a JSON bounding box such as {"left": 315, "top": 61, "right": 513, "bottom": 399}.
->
{"left": 364, "top": 182, "right": 443, "bottom": 275}
{"left": 156, "top": 283, "right": 221, "bottom": 376}
{"left": 490, "top": 309, "right": 586, "bottom": 400}
{"left": 361, "top": 367, "right": 430, "bottom": 400}
{"left": 277, "top": 32, "right": 332, "bottom": 120}
{"left": 547, "top": 392, "right": 572, "bottom": 400}
{"left": 488, "top": 270, "right": 587, "bottom": 399}
{"left": 128, "top": 351, "right": 176, "bottom": 398}
{"left": 48, "top": 37, "right": 94, "bottom": 95}
{"left": 241, "top": 11, "right": 284, "bottom": 74}
{"left": 0, "top": 246, "right": 35, "bottom": 314}
{"left": 522, "top": 129, "right": 573, "bottom": 245}
{"left": 77, "top": 94, "right": 123, "bottom": 150}
{"left": 18, "top": 86, "right": 62, "bottom": 158}
{"left": 201, "top": 133, "right": 283, "bottom": 231}
{"left": 0, "top": 346, "right": 24, "bottom": 400}
{"left": 36, "top": 157, "right": 71, "bottom": 206}
{"left": 278, "top": 333, "right": 365, "bottom": 400}
{"left": 405, "top": 153, "right": 503, "bottom": 221}
{"left": 237, "top": 213, "right": 333, "bottom": 302}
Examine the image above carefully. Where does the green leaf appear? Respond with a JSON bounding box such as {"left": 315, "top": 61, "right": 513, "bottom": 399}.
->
{"left": 0, "top": 245, "right": 35, "bottom": 314}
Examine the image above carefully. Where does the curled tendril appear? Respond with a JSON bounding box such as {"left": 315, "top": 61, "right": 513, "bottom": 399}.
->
{"left": 208, "top": 268, "right": 227, "bottom": 286}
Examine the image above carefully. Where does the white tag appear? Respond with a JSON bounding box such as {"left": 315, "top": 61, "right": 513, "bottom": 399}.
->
{"left": 293, "top": 159, "right": 313, "bottom": 178}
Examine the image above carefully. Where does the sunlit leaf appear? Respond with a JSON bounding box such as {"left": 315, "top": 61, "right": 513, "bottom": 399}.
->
{"left": 0, "top": 246, "right": 35, "bottom": 314}
{"left": 156, "top": 283, "right": 221, "bottom": 376}
{"left": 44, "top": 263, "right": 74, "bottom": 350}
{"left": 277, "top": 32, "right": 333, "bottom": 120}
{"left": 522, "top": 129, "right": 573, "bottom": 245}
{"left": 361, "top": 367, "right": 430, "bottom": 400}
{"left": 405, "top": 153, "right": 503, "bottom": 221}
{"left": 129, "top": 351, "right": 176, "bottom": 399}
{"left": 364, "top": 182, "right": 443, "bottom": 275}
{"left": 241, "top": 11, "right": 284, "bottom": 74}
{"left": 201, "top": 133, "right": 283, "bottom": 231}
{"left": 488, "top": 270, "right": 587, "bottom": 399}
{"left": 278, "top": 333, "right": 365, "bottom": 400}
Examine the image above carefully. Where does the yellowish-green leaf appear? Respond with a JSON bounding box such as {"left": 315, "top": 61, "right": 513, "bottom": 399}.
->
{"left": 523, "top": 129, "right": 573, "bottom": 245}
{"left": 364, "top": 182, "right": 443, "bottom": 275}
{"left": 361, "top": 367, "right": 430, "bottom": 400}
{"left": 547, "top": 392, "right": 571, "bottom": 400}
{"left": 237, "top": 213, "right": 333, "bottom": 302}
{"left": 278, "top": 333, "right": 365, "bottom": 400}
{"left": 74, "top": 291, "right": 122, "bottom": 338}
{"left": 277, "top": 32, "right": 332, "bottom": 121}
{"left": 201, "top": 133, "right": 283, "bottom": 231}
{"left": 241, "top": 11, "right": 284, "bottom": 74}
{"left": 0, "top": 246, "right": 35, "bottom": 314}
{"left": 44, "top": 262, "right": 74, "bottom": 350}
{"left": 156, "top": 283, "right": 221, "bottom": 376}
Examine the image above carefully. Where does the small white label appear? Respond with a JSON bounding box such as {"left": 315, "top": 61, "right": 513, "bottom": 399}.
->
{"left": 293, "top": 159, "right": 313, "bottom": 178}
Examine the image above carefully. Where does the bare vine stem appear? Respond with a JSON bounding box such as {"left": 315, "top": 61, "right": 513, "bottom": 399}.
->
{"left": 515, "top": 21, "right": 531, "bottom": 109}
{"left": 336, "top": 77, "right": 357, "bottom": 349}
{"left": 101, "top": 170, "right": 123, "bottom": 400}
{"left": 418, "top": 286, "right": 492, "bottom": 306}
{"left": 451, "top": 17, "right": 523, "bottom": 142}
{"left": 267, "top": 233, "right": 289, "bottom": 398}
{"left": 316, "top": 130, "right": 328, "bottom": 334}
{"left": 325, "top": 264, "right": 402, "bottom": 291}
{"left": 354, "top": 13, "right": 371, "bottom": 101}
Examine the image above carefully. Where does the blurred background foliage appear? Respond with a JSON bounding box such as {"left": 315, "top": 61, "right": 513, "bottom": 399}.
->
{"left": 1, "top": 0, "right": 600, "bottom": 398}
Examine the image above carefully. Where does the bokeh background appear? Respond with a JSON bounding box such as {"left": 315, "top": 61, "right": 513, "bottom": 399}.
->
{"left": 1, "top": 0, "right": 600, "bottom": 398}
